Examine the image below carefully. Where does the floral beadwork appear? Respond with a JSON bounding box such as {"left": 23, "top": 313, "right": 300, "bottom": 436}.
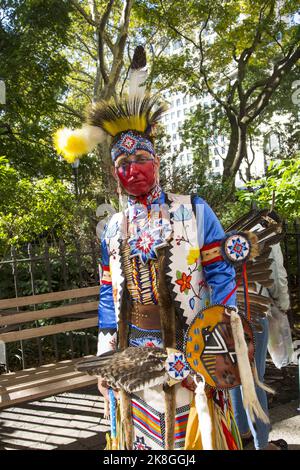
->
{"left": 173, "top": 204, "right": 193, "bottom": 222}
{"left": 187, "top": 247, "right": 200, "bottom": 265}
{"left": 167, "top": 196, "right": 211, "bottom": 327}
{"left": 175, "top": 272, "right": 192, "bottom": 293}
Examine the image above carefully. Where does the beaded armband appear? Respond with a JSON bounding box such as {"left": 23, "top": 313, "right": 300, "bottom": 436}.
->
{"left": 200, "top": 231, "right": 259, "bottom": 267}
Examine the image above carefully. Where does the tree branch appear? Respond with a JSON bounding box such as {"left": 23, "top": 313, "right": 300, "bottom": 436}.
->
{"left": 69, "top": 75, "right": 94, "bottom": 86}
{"left": 158, "top": 0, "right": 199, "bottom": 50}
{"left": 56, "top": 102, "right": 83, "bottom": 120}
{"left": 244, "top": 45, "right": 300, "bottom": 123}
{"left": 235, "top": 1, "right": 276, "bottom": 105}
{"left": 197, "top": 13, "right": 237, "bottom": 114}
{"left": 94, "top": 0, "right": 115, "bottom": 92}
{"left": 243, "top": 78, "right": 269, "bottom": 101}
{"left": 102, "top": 0, "right": 134, "bottom": 100}
{"left": 71, "top": 67, "right": 94, "bottom": 81}
{"left": 104, "top": 31, "right": 114, "bottom": 53}
{"left": 73, "top": 33, "right": 97, "bottom": 61}
{"left": 70, "top": 0, "right": 97, "bottom": 27}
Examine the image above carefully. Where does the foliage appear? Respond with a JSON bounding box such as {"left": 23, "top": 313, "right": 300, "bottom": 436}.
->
{"left": 0, "top": 157, "right": 75, "bottom": 256}
{"left": 136, "top": 0, "right": 300, "bottom": 181}
{"left": 0, "top": 0, "right": 73, "bottom": 178}
{"left": 237, "top": 156, "right": 300, "bottom": 220}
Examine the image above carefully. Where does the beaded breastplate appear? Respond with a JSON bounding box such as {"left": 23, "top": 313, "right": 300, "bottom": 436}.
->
{"left": 121, "top": 242, "right": 159, "bottom": 305}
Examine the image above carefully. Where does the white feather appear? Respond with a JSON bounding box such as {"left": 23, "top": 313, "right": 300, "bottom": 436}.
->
{"left": 81, "top": 125, "right": 106, "bottom": 150}
{"left": 230, "top": 309, "right": 270, "bottom": 424}
{"left": 194, "top": 376, "right": 213, "bottom": 450}
{"left": 252, "top": 361, "right": 275, "bottom": 395}
{"left": 128, "top": 66, "right": 148, "bottom": 100}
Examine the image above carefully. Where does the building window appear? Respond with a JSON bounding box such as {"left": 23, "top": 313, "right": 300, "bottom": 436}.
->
{"left": 214, "top": 148, "right": 218, "bottom": 155}
{"left": 171, "top": 112, "right": 175, "bottom": 119}
{"left": 172, "top": 134, "right": 177, "bottom": 141}
{"left": 215, "top": 159, "right": 220, "bottom": 168}
{"left": 177, "top": 110, "right": 181, "bottom": 118}
{"left": 221, "top": 147, "right": 225, "bottom": 154}
{"left": 176, "top": 98, "right": 181, "bottom": 106}
{"left": 172, "top": 122, "right": 176, "bottom": 130}
{"left": 178, "top": 121, "right": 182, "bottom": 128}
{"left": 184, "top": 108, "right": 188, "bottom": 115}
{"left": 183, "top": 96, "right": 187, "bottom": 104}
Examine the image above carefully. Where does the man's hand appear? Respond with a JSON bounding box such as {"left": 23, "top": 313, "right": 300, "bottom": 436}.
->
{"left": 97, "top": 377, "right": 109, "bottom": 399}
{"left": 97, "top": 377, "right": 119, "bottom": 399}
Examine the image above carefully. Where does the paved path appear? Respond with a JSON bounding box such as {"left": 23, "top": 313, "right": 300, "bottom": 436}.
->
{"left": 0, "top": 386, "right": 299, "bottom": 450}
{"left": 0, "top": 386, "right": 109, "bottom": 450}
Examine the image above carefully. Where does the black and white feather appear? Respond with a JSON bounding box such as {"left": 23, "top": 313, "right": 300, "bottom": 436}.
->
{"left": 128, "top": 45, "right": 148, "bottom": 99}
{"left": 76, "top": 347, "right": 168, "bottom": 394}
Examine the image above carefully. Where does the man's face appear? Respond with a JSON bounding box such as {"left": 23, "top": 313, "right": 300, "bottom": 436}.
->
{"left": 114, "top": 149, "right": 159, "bottom": 197}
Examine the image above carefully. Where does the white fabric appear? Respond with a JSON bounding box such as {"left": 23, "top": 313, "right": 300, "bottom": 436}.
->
{"left": 194, "top": 376, "right": 213, "bottom": 450}
{"left": 268, "top": 244, "right": 290, "bottom": 312}
{"left": 97, "top": 330, "right": 117, "bottom": 356}
{"left": 265, "top": 244, "right": 293, "bottom": 368}
{"left": 268, "top": 304, "right": 294, "bottom": 368}
{"left": 230, "top": 309, "right": 269, "bottom": 424}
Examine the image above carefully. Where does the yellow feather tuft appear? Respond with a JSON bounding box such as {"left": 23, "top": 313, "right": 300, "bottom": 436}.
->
{"left": 53, "top": 128, "right": 89, "bottom": 163}
{"left": 102, "top": 115, "right": 147, "bottom": 136}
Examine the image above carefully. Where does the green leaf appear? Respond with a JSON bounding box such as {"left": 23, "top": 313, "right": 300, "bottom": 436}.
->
{"left": 176, "top": 270, "right": 182, "bottom": 279}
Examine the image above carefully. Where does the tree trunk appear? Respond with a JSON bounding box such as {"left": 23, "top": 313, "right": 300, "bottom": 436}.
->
{"left": 222, "top": 112, "right": 239, "bottom": 183}
{"left": 97, "top": 141, "right": 116, "bottom": 201}
{"left": 222, "top": 115, "right": 248, "bottom": 186}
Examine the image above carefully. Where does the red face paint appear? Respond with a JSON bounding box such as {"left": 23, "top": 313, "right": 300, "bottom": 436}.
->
{"left": 116, "top": 158, "right": 157, "bottom": 197}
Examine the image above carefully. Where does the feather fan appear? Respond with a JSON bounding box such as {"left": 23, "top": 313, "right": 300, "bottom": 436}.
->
{"left": 226, "top": 209, "right": 283, "bottom": 325}
{"left": 76, "top": 347, "right": 168, "bottom": 394}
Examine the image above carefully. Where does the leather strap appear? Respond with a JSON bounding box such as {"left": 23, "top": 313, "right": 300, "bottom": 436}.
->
{"left": 129, "top": 303, "right": 161, "bottom": 329}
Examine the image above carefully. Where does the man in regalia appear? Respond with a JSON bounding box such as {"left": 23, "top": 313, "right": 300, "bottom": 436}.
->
{"left": 55, "top": 47, "right": 276, "bottom": 451}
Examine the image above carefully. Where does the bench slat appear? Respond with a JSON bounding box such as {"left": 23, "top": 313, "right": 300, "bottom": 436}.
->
{"left": 0, "top": 286, "right": 99, "bottom": 309}
{"left": 0, "top": 362, "right": 83, "bottom": 387}
{"left": 0, "top": 369, "right": 85, "bottom": 394}
{"left": 0, "top": 374, "right": 97, "bottom": 408}
{"left": 0, "top": 317, "right": 98, "bottom": 343}
{"left": 0, "top": 358, "right": 81, "bottom": 381}
{"left": 0, "top": 301, "right": 99, "bottom": 326}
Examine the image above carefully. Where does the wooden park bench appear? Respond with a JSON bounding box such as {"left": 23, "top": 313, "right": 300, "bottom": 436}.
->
{"left": 0, "top": 286, "right": 100, "bottom": 409}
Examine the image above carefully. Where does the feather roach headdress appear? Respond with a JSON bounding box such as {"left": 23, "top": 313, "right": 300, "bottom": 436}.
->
{"left": 54, "top": 46, "right": 166, "bottom": 163}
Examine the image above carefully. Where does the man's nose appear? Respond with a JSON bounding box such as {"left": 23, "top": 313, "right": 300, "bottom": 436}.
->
{"left": 129, "top": 161, "right": 140, "bottom": 176}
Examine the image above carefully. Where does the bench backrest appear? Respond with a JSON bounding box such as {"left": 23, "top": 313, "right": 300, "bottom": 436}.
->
{"left": 0, "top": 286, "right": 99, "bottom": 344}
